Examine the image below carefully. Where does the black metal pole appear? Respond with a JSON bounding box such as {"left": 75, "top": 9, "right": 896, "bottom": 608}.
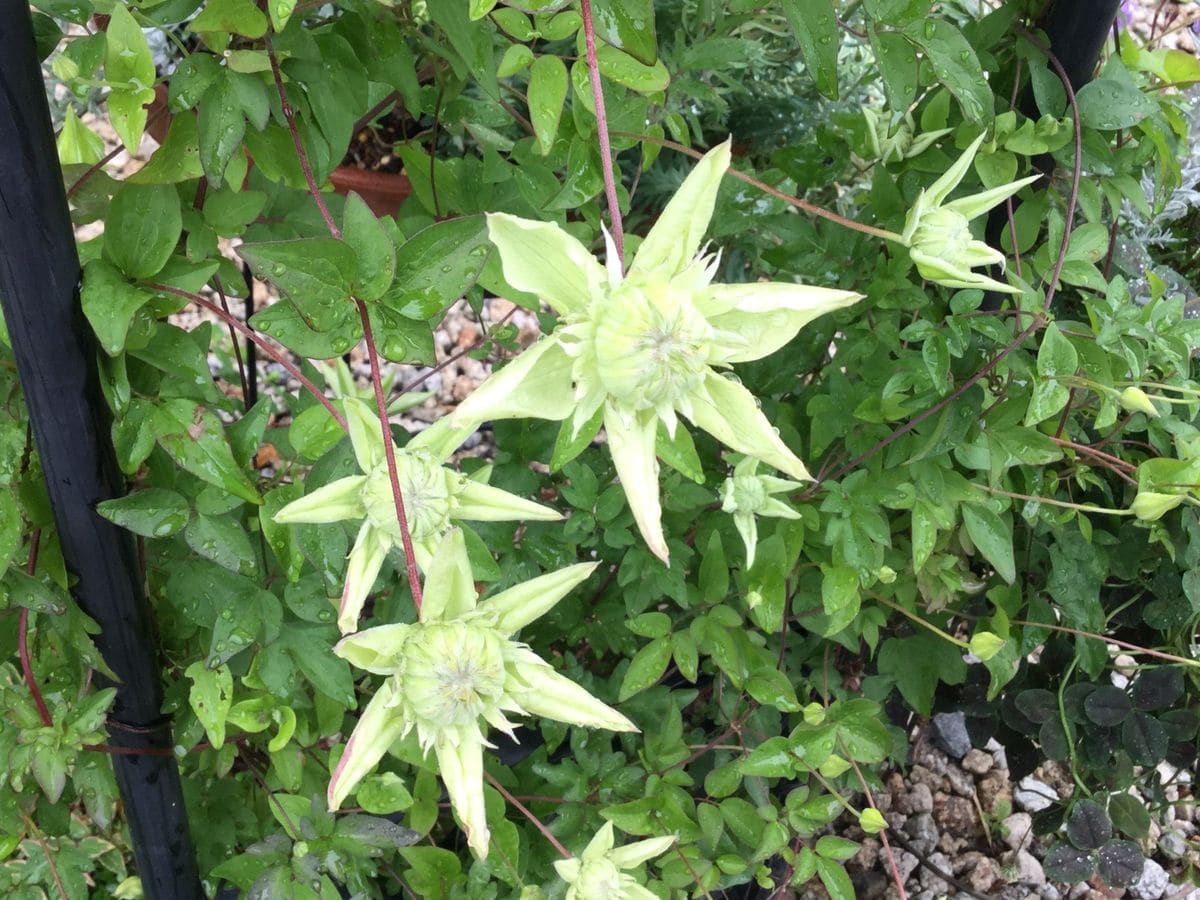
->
{"left": 0, "top": 7, "right": 202, "bottom": 898}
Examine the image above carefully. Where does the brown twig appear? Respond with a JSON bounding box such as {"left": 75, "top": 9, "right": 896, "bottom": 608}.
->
{"left": 485, "top": 771, "right": 571, "bottom": 859}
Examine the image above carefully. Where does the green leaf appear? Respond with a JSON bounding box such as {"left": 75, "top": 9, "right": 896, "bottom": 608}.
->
{"left": 185, "top": 514, "right": 256, "bottom": 574}
{"left": 903, "top": 19, "right": 991, "bottom": 123}
{"left": 130, "top": 115, "right": 205, "bottom": 185}
{"left": 870, "top": 29, "right": 919, "bottom": 112}
{"left": 104, "top": 183, "right": 182, "bottom": 280}
{"left": 815, "top": 856, "right": 855, "bottom": 900}
{"left": 189, "top": 0, "right": 268, "bottom": 38}
{"left": 497, "top": 44, "right": 535, "bottom": 78}
{"left": 656, "top": 423, "right": 705, "bottom": 484}
{"left": 383, "top": 216, "right": 490, "bottom": 318}
{"left": 740, "top": 736, "right": 797, "bottom": 777}
{"left": 699, "top": 531, "right": 729, "bottom": 604}
{"left": 595, "top": 45, "right": 670, "bottom": 94}
{"left": 104, "top": 7, "right": 155, "bottom": 151}
{"left": 618, "top": 636, "right": 673, "bottom": 701}
{"left": 1036, "top": 323, "right": 1078, "bottom": 379}
{"left": 1075, "top": 78, "right": 1156, "bottom": 130}
{"left": 186, "top": 661, "right": 234, "bottom": 749}
{"left": 961, "top": 505, "right": 1015, "bottom": 584}
{"left": 357, "top": 773, "right": 414, "bottom": 815}
{"left": 283, "top": 625, "right": 356, "bottom": 705}
{"left": 343, "top": 193, "right": 396, "bottom": 302}
{"left": 528, "top": 55, "right": 568, "bottom": 156}
{"left": 1067, "top": 799, "right": 1112, "bottom": 851}
{"left": 269, "top": 0, "right": 298, "bottom": 32}
{"left": 877, "top": 634, "right": 967, "bottom": 716}
{"left": 550, "top": 405, "right": 604, "bottom": 472}
{"left": 583, "top": 0, "right": 654, "bottom": 67}
{"left": 1107, "top": 792, "right": 1151, "bottom": 840}
{"left": 1122, "top": 712, "right": 1168, "bottom": 767}
{"left": 0, "top": 491, "right": 20, "bottom": 573}
{"left": 745, "top": 667, "right": 801, "bottom": 712}
{"left": 238, "top": 239, "right": 358, "bottom": 333}
{"left": 820, "top": 564, "right": 860, "bottom": 634}
{"left": 97, "top": 488, "right": 190, "bottom": 538}
{"left": 152, "top": 400, "right": 261, "bottom": 504}
{"left": 780, "top": 0, "right": 840, "bottom": 100}
{"left": 81, "top": 259, "right": 155, "bottom": 355}
{"left": 198, "top": 77, "right": 247, "bottom": 188}
{"left": 368, "top": 305, "right": 436, "bottom": 366}
{"left": 816, "top": 835, "right": 860, "bottom": 862}
{"left": 250, "top": 298, "right": 361, "bottom": 359}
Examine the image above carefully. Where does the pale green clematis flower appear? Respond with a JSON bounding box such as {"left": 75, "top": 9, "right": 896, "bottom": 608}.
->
{"left": 432, "top": 140, "right": 861, "bottom": 563}
{"left": 553, "top": 821, "right": 675, "bottom": 900}
{"left": 719, "top": 456, "right": 803, "bottom": 568}
{"left": 274, "top": 398, "right": 561, "bottom": 633}
{"left": 863, "top": 107, "right": 952, "bottom": 164}
{"left": 327, "top": 529, "right": 637, "bottom": 858}
{"left": 898, "top": 132, "right": 1040, "bottom": 294}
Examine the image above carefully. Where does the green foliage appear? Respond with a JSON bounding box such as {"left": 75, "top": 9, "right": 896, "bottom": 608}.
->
{"left": 5, "top": 0, "right": 1199, "bottom": 897}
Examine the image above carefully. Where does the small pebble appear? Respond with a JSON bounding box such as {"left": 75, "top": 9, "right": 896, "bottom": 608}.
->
{"left": 962, "top": 747, "right": 994, "bottom": 775}
{"left": 1015, "top": 776, "right": 1058, "bottom": 813}
{"left": 1128, "top": 858, "right": 1168, "bottom": 900}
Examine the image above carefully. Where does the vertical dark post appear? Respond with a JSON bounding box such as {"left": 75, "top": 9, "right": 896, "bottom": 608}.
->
{"left": 0, "top": 7, "right": 202, "bottom": 898}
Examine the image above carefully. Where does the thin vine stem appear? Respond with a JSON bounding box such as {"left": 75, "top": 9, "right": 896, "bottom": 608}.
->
{"left": 610, "top": 130, "right": 902, "bottom": 242}
{"left": 145, "top": 283, "right": 346, "bottom": 430}
{"left": 579, "top": 0, "right": 625, "bottom": 266}
{"left": 484, "top": 772, "right": 571, "bottom": 859}
{"left": 1011, "top": 619, "right": 1200, "bottom": 669}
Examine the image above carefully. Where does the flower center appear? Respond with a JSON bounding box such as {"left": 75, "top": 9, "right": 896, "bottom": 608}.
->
{"left": 911, "top": 207, "right": 972, "bottom": 263}
{"left": 402, "top": 622, "right": 508, "bottom": 729}
{"left": 361, "top": 453, "right": 451, "bottom": 542}
{"left": 575, "top": 859, "right": 624, "bottom": 899}
{"left": 728, "top": 473, "right": 768, "bottom": 513}
{"left": 592, "top": 279, "right": 713, "bottom": 412}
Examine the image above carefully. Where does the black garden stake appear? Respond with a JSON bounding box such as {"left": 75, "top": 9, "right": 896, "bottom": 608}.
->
{"left": 0, "top": 6, "right": 202, "bottom": 897}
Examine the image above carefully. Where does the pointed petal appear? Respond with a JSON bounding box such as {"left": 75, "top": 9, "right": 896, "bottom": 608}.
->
{"left": 344, "top": 398, "right": 387, "bottom": 472}
{"left": 339, "top": 523, "right": 390, "bottom": 634}
{"left": 761, "top": 498, "right": 803, "bottom": 520}
{"left": 733, "top": 511, "right": 758, "bottom": 568}
{"left": 334, "top": 623, "right": 413, "bottom": 674}
{"left": 943, "top": 174, "right": 1042, "bottom": 220}
{"left": 407, "top": 417, "right": 467, "bottom": 461}
{"left": 509, "top": 650, "right": 638, "bottom": 732}
{"left": 435, "top": 729, "right": 489, "bottom": 858}
{"left": 960, "top": 240, "right": 1006, "bottom": 268}
{"left": 486, "top": 212, "right": 606, "bottom": 316}
{"left": 328, "top": 678, "right": 405, "bottom": 811}
{"left": 705, "top": 282, "right": 862, "bottom": 363}
{"left": 605, "top": 407, "right": 668, "bottom": 563}
{"left": 901, "top": 190, "right": 928, "bottom": 245}
{"left": 479, "top": 562, "right": 598, "bottom": 636}
{"left": 584, "top": 821, "right": 616, "bottom": 858}
{"left": 688, "top": 373, "right": 812, "bottom": 481}
{"left": 629, "top": 139, "right": 731, "bottom": 279}
{"left": 601, "top": 222, "right": 623, "bottom": 287}
{"left": 273, "top": 476, "right": 367, "bottom": 524}
{"left": 447, "top": 336, "right": 575, "bottom": 435}
{"left": 454, "top": 480, "right": 564, "bottom": 523}
{"left": 610, "top": 834, "right": 676, "bottom": 869}
{"left": 621, "top": 882, "right": 662, "bottom": 900}
{"left": 419, "top": 529, "right": 477, "bottom": 623}
{"left": 910, "top": 249, "right": 1019, "bottom": 293}
{"left": 926, "top": 132, "right": 986, "bottom": 207}
{"left": 553, "top": 859, "right": 582, "bottom": 882}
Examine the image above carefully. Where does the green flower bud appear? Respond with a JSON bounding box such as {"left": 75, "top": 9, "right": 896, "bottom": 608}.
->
{"left": 910, "top": 207, "right": 973, "bottom": 270}
{"left": 1131, "top": 491, "right": 1185, "bottom": 521}
{"left": 1119, "top": 387, "right": 1159, "bottom": 418}
{"left": 968, "top": 631, "right": 1006, "bottom": 662}
{"left": 859, "top": 808, "right": 888, "bottom": 834}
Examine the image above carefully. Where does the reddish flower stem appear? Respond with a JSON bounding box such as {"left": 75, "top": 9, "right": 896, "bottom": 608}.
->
{"left": 18, "top": 530, "right": 52, "bottom": 728}
{"left": 579, "top": 0, "right": 625, "bottom": 267}
{"left": 264, "top": 36, "right": 423, "bottom": 612}
{"left": 356, "top": 300, "right": 424, "bottom": 614}
{"left": 145, "top": 283, "right": 346, "bottom": 430}
{"left": 485, "top": 772, "right": 571, "bottom": 859}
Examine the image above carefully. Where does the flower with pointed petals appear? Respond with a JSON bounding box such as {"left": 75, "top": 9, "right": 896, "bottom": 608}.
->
{"left": 898, "top": 133, "right": 1041, "bottom": 294}
{"left": 863, "top": 107, "right": 952, "bottom": 164}
{"left": 327, "top": 529, "right": 637, "bottom": 858}
{"left": 719, "top": 456, "right": 803, "bottom": 567}
{"left": 274, "top": 398, "right": 561, "bottom": 633}
{"left": 429, "top": 139, "right": 861, "bottom": 563}
{"left": 553, "top": 821, "right": 675, "bottom": 900}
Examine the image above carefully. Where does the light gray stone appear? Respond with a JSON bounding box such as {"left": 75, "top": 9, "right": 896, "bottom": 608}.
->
{"left": 1015, "top": 776, "right": 1058, "bottom": 813}
{"left": 1001, "top": 811, "right": 1034, "bottom": 852}
{"left": 1128, "top": 858, "right": 1169, "bottom": 900}
{"left": 1011, "top": 850, "right": 1046, "bottom": 888}
{"left": 962, "top": 748, "right": 994, "bottom": 775}
{"left": 1158, "top": 828, "right": 1189, "bottom": 860}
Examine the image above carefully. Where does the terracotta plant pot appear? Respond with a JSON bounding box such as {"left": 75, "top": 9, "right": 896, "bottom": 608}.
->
{"left": 328, "top": 165, "right": 412, "bottom": 218}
